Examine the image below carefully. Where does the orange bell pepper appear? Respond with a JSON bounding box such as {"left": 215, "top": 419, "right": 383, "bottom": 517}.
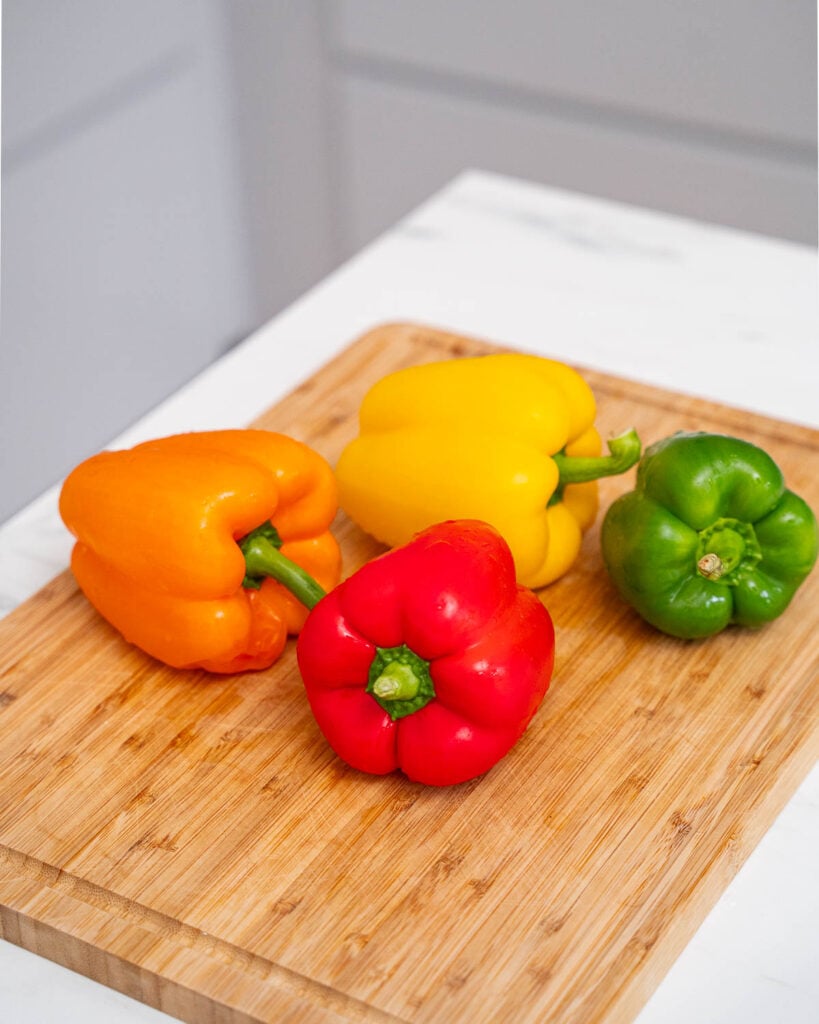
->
{"left": 58, "top": 429, "right": 342, "bottom": 673}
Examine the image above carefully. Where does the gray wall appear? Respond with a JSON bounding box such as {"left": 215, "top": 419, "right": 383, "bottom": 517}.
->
{"left": 2, "top": 1, "right": 816, "bottom": 523}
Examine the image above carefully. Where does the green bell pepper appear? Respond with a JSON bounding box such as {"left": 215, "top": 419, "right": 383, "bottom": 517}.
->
{"left": 601, "top": 431, "right": 818, "bottom": 639}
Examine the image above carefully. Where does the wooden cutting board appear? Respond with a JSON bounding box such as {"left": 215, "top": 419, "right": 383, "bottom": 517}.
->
{"left": 1, "top": 323, "right": 817, "bottom": 1024}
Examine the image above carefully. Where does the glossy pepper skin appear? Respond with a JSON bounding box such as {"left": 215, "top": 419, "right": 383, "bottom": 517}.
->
{"left": 335, "top": 353, "right": 640, "bottom": 589}
{"left": 601, "top": 431, "right": 819, "bottom": 639}
{"left": 59, "top": 429, "right": 341, "bottom": 673}
{"left": 296, "top": 520, "right": 555, "bottom": 786}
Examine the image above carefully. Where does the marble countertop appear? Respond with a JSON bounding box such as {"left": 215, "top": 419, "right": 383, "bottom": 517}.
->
{"left": 1, "top": 171, "right": 817, "bottom": 1023}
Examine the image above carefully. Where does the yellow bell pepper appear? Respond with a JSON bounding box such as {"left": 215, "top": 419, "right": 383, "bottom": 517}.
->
{"left": 336, "top": 353, "right": 640, "bottom": 588}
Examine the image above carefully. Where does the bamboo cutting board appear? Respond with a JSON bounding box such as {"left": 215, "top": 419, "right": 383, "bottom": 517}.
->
{"left": 1, "top": 323, "right": 817, "bottom": 1024}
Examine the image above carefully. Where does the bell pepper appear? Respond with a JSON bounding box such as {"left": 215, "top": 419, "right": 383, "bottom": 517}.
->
{"left": 335, "top": 353, "right": 641, "bottom": 589}
{"left": 296, "top": 519, "right": 555, "bottom": 786}
{"left": 600, "top": 431, "right": 818, "bottom": 639}
{"left": 58, "top": 429, "right": 342, "bottom": 673}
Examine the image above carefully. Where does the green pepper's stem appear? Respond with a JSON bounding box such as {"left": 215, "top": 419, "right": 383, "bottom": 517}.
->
{"left": 552, "top": 427, "right": 642, "bottom": 485}
{"left": 239, "top": 522, "right": 326, "bottom": 610}
{"left": 695, "top": 518, "right": 761, "bottom": 584}
{"left": 697, "top": 554, "right": 724, "bottom": 580}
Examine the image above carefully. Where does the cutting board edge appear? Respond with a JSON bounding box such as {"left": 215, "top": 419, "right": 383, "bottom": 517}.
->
{"left": 559, "top": 724, "right": 819, "bottom": 1024}
{"left": 3, "top": 711, "right": 817, "bottom": 1024}
{"left": 0, "top": 844, "right": 400, "bottom": 1024}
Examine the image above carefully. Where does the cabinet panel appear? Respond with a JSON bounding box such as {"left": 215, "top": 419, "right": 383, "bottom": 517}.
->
{"left": 1, "top": 2, "right": 253, "bottom": 522}
{"left": 3, "top": 0, "right": 199, "bottom": 154}
{"left": 332, "top": 0, "right": 816, "bottom": 148}
{"left": 335, "top": 75, "right": 817, "bottom": 255}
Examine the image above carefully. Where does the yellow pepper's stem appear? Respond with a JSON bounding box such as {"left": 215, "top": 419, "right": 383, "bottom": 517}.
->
{"left": 239, "top": 522, "right": 326, "bottom": 609}
{"left": 552, "top": 427, "right": 641, "bottom": 486}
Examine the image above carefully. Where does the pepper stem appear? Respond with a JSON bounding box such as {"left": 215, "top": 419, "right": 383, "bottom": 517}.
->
{"left": 697, "top": 553, "right": 724, "bottom": 580}
{"left": 552, "top": 427, "right": 642, "bottom": 486}
{"left": 372, "top": 661, "right": 421, "bottom": 701}
{"left": 695, "top": 518, "right": 761, "bottom": 585}
{"left": 366, "top": 644, "right": 435, "bottom": 720}
{"left": 238, "top": 521, "right": 326, "bottom": 610}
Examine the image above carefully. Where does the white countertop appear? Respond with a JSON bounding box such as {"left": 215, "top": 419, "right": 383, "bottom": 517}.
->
{"left": 1, "top": 170, "right": 817, "bottom": 1023}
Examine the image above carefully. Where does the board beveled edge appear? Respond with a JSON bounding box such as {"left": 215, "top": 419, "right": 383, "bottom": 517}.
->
{"left": 0, "top": 845, "right": 404, "bottom": 1024}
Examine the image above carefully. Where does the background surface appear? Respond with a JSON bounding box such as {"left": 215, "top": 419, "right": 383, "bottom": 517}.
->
{"left": 2, "top": 0, "right": 817, "bottom": 521}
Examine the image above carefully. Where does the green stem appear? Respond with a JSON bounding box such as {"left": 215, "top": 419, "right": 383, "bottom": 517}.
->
{"left": 238, "top": 522, "right": 326, "bottom": 610}
{"left": 695, "top": 518, "right": 760, "bottom": 584}
{"left": 371, "top": 661, "right": 422, "bottom": 701}
{"left": 552, "top": 427, "right": 641, "bottom": 486}
{"left": 366, "top": 644, "right": 436, "bottom": 720}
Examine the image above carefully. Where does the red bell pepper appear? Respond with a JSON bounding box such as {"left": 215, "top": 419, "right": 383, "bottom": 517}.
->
{"left": 296, "top": 520, "right": 555, "bottom": 786}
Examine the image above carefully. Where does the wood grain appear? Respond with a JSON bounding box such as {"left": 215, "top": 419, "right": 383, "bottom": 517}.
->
{"left": 1, "top": 323, "right": 817, "bottom": 1024}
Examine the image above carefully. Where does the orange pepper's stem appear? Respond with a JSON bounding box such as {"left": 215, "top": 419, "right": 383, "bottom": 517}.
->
{"left": 239, "top": 522, "right": 326, "bottom": 610}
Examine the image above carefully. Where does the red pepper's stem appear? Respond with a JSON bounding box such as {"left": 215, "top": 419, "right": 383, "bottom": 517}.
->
{"left": 239, "top": 522, "right": 326, "bottom": 609}
{"left": 367, "top": 645, "right": 435, "bottom": 720}
{"left": 552, "top": 427, "right": 641, "bottom": 486}
{"left": 372, "top": 661, "right": 422, "bottom": 700}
